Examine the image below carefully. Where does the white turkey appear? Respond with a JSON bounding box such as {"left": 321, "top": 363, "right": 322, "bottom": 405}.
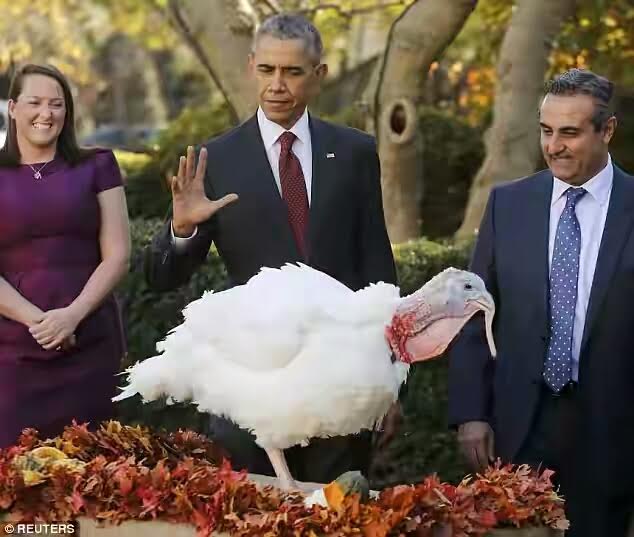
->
{"left": 114, "top": 263, "right": 496, "bottom": 489}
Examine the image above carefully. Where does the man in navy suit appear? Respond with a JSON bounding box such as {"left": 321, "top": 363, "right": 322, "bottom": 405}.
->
{"left": 144, "top": 14, "right": 397, "bottom": 483}
{"left": 449, "top": 69, "right": 633, "bottom": 536}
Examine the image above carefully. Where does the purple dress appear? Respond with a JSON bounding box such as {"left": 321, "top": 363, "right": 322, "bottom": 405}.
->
{"left": 0, "top": 149, "right": 125, "bottom": 448}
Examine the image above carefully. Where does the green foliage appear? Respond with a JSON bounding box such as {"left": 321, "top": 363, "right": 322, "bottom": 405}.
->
{"left": 554, "top": 0, "right": 634, "bottom": 85}
{"left": 152, "top": 98, "right": 235, "bottom": 181}
{"left": 113, "top": 150, "right": 166, "bottom": 220}
{"left": 321, "top": 105, "right": 369, "bottom": 131}
{"left": 114, "top": 150, "right": 153, "bottom": 174}
{"left": 394, "top": 237, "right": 474, "bottom": 294}
{"left": 93, "top": 0, "right": 178, "bottom": 51}
{"left": 0, "top": 0, "right": 178, "bottom": 82}
{"left": 115, "top": 218, "right": 474, "bottom": 485}
{"left": 445, "top": 0, "right": 512, "bottom": 67}
{"left": 418, "top": 107, "right": 484, "bottom": 239}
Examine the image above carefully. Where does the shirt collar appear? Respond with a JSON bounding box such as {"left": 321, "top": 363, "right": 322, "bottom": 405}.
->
{"left": 257, "top": 106, "right": 310, "bottom": 150}
{"left": 551, "top": 153, "right": 613, "bottom": 207}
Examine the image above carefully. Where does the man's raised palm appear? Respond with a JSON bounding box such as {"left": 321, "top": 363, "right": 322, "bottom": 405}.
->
{"left": 171, "top": 146, "right": 238, "bottom": 236}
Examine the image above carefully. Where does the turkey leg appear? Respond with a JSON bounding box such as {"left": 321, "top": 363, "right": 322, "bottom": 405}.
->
{"left": 265, "top": 448, "right": 296, "bottom": 491}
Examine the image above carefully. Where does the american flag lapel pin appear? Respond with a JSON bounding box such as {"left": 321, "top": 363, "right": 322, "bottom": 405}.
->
{"left": 326, "top": 152, "right": 335, "bottom": 159}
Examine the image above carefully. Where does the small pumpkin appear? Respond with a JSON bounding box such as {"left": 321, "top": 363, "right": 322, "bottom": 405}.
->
{"left": 323, "top": 471, "right": 370, "bottom": 509}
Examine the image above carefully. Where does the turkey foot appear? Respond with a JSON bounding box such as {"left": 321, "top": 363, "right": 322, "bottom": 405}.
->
{"left": 265, "top": 447, "right": 296, "bottom": 491}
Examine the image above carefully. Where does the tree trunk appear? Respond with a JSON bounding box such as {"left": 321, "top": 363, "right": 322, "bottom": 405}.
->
{"left": 166, "top": 0, "right": 257, "bottom": 123}
{"left": 142, "top": 50, "right": 170, "bottom": 125}
{"left": 456, "top": 0, "right": 578, "bottom": 238}
{"left": 375, "top": 0, "right": 477, "bottom": 244}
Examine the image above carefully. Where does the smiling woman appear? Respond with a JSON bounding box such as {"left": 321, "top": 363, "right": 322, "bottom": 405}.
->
{"left": 0, "top": 65, "right": 95, "bottom": 168}
{"left": 0, "top": 64, "right": 131, "bottom": 448}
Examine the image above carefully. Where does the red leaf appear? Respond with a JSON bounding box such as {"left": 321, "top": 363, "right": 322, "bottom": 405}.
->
{"left": 478, "top": 510, "right": 497, "bottom": 527}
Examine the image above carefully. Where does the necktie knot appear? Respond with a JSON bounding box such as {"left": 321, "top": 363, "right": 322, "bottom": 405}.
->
{"left": 278, "top": 131, "right": 296, "bottom": 153}
{"left": 565, "top": 187, "right": 587, "bottom": 208}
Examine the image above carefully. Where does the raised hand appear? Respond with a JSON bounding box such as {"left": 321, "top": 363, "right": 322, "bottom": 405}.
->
{"left": 171, "top": 146, "right": 238, "bottom": 237}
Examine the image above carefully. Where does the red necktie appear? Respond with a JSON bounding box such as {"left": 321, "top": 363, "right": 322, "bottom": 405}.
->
{"left": 278, "top": 131, "right": 309, "bottom": 257}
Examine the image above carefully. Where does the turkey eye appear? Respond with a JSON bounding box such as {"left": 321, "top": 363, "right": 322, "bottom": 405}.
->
{"left": 464, "top": 283, "right": 473, "bottom": 290}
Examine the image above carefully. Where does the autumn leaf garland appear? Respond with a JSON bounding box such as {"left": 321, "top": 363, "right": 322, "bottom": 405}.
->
{"left": 0, "top": 421, "right": 568, "bottom": 537}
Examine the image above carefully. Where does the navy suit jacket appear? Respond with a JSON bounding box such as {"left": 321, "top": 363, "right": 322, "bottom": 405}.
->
{"left": 448, "top": 166, "right": 634, "bottom": 495}
{"left": 145, "top": 113, "right": 397, "bottom": 292}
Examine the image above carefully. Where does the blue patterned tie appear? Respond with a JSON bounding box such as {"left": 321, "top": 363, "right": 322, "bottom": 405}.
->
{"left": 543, "top": 187, "right": 587, "bottom": 392}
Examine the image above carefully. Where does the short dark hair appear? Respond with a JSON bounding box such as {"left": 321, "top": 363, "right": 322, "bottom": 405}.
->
{"left": 253, "top": 13, "right": 323, "bottom": 64}
{"left": 0, "top": 63, "right": 97, "bottom": 167}
{"left": 545, "top": 68, "right": 615, "bottom": 131}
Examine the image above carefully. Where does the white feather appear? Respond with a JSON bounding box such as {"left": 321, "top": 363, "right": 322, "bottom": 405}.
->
{"left": 114, "top": 263, "right": 407, "bottom": 450}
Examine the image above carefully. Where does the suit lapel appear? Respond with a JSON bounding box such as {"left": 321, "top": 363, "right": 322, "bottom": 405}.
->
{"left": 524, "top": 171, "right": 554, "bottom": 333}
{"left": 581, "top": 167, "right": 634, "bottom": 351}
{"left": 306, "top": 115, "right": 338, "bottom": 261}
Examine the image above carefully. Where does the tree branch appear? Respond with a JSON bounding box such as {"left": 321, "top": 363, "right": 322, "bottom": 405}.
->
{"left": 252, "top": 0, "right": 281, "bottom": 15}
{"left": 166, "top": 0, "right": 241, "bottom": 123}
{"left": 298, "top": 0, "right": 411, "bottom": 20}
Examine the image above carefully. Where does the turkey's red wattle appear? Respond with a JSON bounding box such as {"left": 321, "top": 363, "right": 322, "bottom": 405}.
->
{"left": 385, "top": 312, "right": 416, "bottom": 364}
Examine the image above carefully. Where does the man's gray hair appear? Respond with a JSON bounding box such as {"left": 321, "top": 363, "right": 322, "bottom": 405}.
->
{"left": 253, "top": 13, "right": 323, "bottom": 64}
{"left": 545, "top": 68, "right": 615, "bottom": 131}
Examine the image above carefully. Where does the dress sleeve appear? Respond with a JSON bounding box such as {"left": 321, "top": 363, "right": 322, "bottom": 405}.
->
{"left": 93, "top": 150, "right": 124, "bottom": 193}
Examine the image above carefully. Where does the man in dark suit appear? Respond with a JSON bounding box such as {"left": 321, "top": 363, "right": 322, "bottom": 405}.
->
{"left": 448, "top": 69, "right": 634, "bottom": 536}
{"left": 144, "top": 13, "right": 397, "bottom": 483}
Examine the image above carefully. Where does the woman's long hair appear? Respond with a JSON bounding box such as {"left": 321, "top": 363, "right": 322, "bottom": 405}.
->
{"left": 0, "top": 63, "right": 97, "bottom": 167}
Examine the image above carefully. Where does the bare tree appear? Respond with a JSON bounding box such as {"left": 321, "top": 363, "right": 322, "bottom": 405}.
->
{"left": 456, "top": 0, "right": 578, "bottom": 238}
{"left": 374, "top": 0, "right": 477, "bottom": 243}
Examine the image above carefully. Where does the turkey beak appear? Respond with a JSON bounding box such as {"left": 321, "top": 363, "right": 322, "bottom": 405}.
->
{"left": 474, "top": 293, "right": 496, "bottom": 358}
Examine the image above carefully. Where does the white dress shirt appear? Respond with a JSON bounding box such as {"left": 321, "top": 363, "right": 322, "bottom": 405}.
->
{"left": 548, "top": 154, "right": 613, "bottom": 381}
{"left": 172, "top": 106, "right": 313, "bottom": 247}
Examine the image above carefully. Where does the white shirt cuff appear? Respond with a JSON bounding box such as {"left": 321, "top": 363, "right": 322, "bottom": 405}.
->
{"left": 171, "top": 221, "right": 198, "bottom": 251}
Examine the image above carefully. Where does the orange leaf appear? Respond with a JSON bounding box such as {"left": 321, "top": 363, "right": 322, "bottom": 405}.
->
{"left": 323, "top": 482, "right": 345, "bottom": 510}
{"left": 362, "top": 520, "right": 391, "bottom": 537}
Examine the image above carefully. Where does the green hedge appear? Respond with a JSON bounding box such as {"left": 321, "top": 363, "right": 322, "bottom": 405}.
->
{"left": 115, "top": 218, "right": 474, "bottom": 486}
{"left": 113, "top": 151, "right": 168, "bottom": 221}
{"left": 417, "top": 107, "right": 484, "bottom": 239}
